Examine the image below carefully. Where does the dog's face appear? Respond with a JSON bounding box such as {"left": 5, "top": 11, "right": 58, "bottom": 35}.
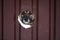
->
{"left": 20, "top": 11, "right": 35, "bottom": 25}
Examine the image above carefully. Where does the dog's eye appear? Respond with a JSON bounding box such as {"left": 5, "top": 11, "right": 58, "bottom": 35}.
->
{"left": 21, "top": 15, "right": 23, "bottom": 17}
{"left": 30, "top": 15, "right": 32, "bottom": 17}
{"left": 30, "top": 15, "right": 35, "bottom": 20}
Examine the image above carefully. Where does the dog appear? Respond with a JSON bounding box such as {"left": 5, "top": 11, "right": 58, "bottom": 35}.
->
{"left": 18, "top": 10, "right": 35, "bottom": 29}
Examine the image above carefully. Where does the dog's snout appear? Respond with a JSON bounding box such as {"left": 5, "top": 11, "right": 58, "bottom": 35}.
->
{"left": 24, "top": 18, "right": 29, "bottom": 22}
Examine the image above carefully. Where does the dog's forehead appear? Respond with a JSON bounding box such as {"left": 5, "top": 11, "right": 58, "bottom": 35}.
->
{"left": 25, "top": 10, "right": 29, "bottom": 13}
{"left": 21, "top": 11, "right": 32, "bottom": 15}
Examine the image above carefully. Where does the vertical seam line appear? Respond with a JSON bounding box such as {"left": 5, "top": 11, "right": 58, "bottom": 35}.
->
{"left": 14, "top": 0, "right": 16, "bottom": 40}
{"left": 49, "top": 0, "right": 51, "bottom": 40}
{"left": 54, "top": 0, "right": 56, "bottom": 40}
{"left": 36, "top": 0, "right": 38, "bottom": 40}
{"left": 2, "top": 0, "right": 4, "bottom": 40}
{"left": 19, "top": 0, "right": 21, "bottom": 40}
{"left": 31, "top": 0, "right": 33, "bottom": 40}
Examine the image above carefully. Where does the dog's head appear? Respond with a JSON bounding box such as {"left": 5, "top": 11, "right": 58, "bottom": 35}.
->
{"left": 20, "top": 10, "right": 35, "bottom": 25}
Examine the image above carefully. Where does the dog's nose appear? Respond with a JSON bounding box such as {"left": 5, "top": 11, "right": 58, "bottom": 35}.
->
{"left": 22, "top": 16, "right": 29, "bottom": 21}
{"left": 24, "top": 18, "right": 28, "bottom": 22}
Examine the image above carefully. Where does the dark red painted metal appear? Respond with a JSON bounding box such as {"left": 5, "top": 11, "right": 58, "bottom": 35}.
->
{"left": 0, "top": 0, "right": 60, "bottom": 40}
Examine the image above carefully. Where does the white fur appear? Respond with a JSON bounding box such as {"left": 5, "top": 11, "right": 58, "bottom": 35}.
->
{"left": 18, "top": 16, "right": 31, "bottom": 29}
